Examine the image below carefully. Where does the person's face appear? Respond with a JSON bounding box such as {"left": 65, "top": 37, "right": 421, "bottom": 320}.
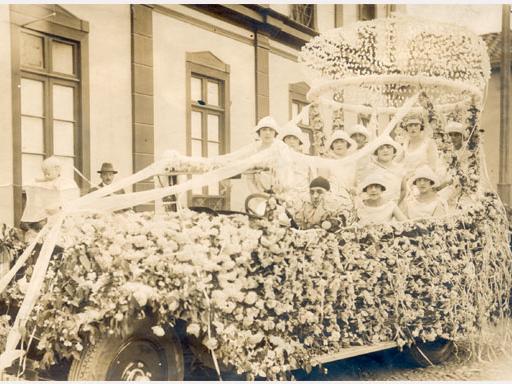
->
{"left": 448, "top": 132, "right": 463, "bottom": 150}
{"left": 283, "top": 135, "right": 301, "bottom": 152}
{"left": 331, "top": 139, "right": 349, "bottom": 156}
{"left": 351, "top": 133, "right": 367, "bottom": 149}
{"left": 310, "top": 187, "right": 326, "bottom": 207}
{"left": 376, "top": 144, "right": 396, "bottom": 163}
{"left": 365, "top": 184, "right": 383, "bottom": 200}
{"left": 359, "top": 113, "right": 371, "bottom": 125}
{"left": 43, "top": 166, "right": 60, "bottom": 181}
{"left": 100, "top": 171, "right": 115, "bottom": 185}
{"left": 414, "top": 178, "right": 434, "bottom": 193}
{"left": 258, "top": 127, "right": 277, "bottom": 144}
{"left": 405, "top": 122, "right": 422, "bottom": 138}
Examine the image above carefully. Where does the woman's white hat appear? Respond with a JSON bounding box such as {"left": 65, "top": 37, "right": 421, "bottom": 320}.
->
{"left": 279, "top": 123, "right": 311, "bottom": 152}
{"left": 346, "top": 124, "right": 370, "bottom": 139}
{"left": 373, "top": 136, "right": 403, "bottom": 157}
{"left": 445, "top": 121, "right": 464, "bottom": 135}
{"left": 279, "top": 123, "right": 306, "bottom": 144}
{"left": 411, "top": 165, "right": 438, "bottom": 186}
{"left": 359, "top": 173, "right": 389, "bottom": 193}
{"left": 254, "top": 116, "right": 280, "bottom": 135}
{"left": 325, "top": 130, "right": 357, "bottom": 151}
{"left": 402, "top": 112, "right": 424, "bottom": 126}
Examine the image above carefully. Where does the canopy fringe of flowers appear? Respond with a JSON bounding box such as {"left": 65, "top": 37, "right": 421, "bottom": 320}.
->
{"left": 300, "top": 16, "right": 491, "bottom": 111}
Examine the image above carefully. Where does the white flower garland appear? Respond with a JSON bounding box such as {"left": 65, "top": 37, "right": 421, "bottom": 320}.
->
{"left": 300, "top": 16, "right": 490, "bottom": 112}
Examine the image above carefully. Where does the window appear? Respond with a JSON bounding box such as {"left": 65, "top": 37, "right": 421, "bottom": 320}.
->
{"left": 290, "top": 5, "right": 316, "bottom": 29}
{"left": 10, "top": 4, "right": 89, "bottom": 225}
{"left": 19, "top": 31, "right": 80, "bottom": 185}
{"left": 289, "top": 82, "right": 317, "bottom": 155}
{"left": 186, "top": 52, "right": 230, "bottom": 210}
{"left": 358, "top": 4, "right": 376, "bottom": 21}
{"left": 190, "top": 76, "right": 224, "bottom": 196}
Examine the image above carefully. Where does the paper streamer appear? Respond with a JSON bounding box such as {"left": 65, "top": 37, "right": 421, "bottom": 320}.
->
{"left": 0, "top": 93, "right": 419, "bottom": 373}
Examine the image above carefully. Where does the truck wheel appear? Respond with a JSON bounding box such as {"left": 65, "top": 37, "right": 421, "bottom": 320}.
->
{"left": 68, "top": 318, "right": 184, "bottom": 380}
{"left": 406, "top": 339, "right": 455, "bottom": 367}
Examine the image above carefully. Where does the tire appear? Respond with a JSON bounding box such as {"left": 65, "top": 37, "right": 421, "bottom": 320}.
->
{"left": 406, "top": 338, "right": 455, "bottom": 367}
{"left": 68, "top": 317, "right": 184, "bottom": 381}
{"left": 185, "top": 335, "right": 231, "bottom": 372}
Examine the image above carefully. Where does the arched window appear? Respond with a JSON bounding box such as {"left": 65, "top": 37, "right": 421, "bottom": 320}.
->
{"left": 290, "top": 5, "right": 316, "bottom": 29}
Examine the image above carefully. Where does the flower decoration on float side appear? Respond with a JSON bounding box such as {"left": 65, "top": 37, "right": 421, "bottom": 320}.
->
{"left": 1, "top": 192, "right": 511, "bottom": 380}
{"left": 0, "top": 223, "right": 25, "bottom": 265}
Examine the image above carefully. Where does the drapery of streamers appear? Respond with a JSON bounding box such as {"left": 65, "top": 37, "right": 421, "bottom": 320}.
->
{"left": 368, "top": 109, "right": 379, "bottom": 140}
{"left": 290, "top": 104, "right": 311, "bottom": 128}
{"left": 317, "top": 96, "right": 334, "bottom": 133}
{"left": 0, "top": 93, "right": 419, "bottom": 372}
{"left": 0, "top": 214, "right": 64, "bottom": 371}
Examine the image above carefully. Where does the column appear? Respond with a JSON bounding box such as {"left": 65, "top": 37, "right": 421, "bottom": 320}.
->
{"left": 255, "top": 29, "right": 270, "bottom": 122}
{"left": 131, "top": 4, "right": 154, "bottom": 211}
{"left": 498, "top": 4, "right": 511, "bottom": 205}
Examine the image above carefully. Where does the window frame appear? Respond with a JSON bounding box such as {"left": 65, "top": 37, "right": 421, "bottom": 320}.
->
{"left": 289, "top": 82, "right": 317, "bottom": 155}
{"left": 10, "top": 4, "right": 89, "bottom": 225}
{"left": 289, "top": 4, "right": 317, "bottom": 30}
{"left": 186, "top": 53, "right": 231, "bottom": 209}
{"left": 358, "top": 4, "right": 377, "bottom": 21}
{"left": 19, "top": 34, "right": 81, "bottom": 185}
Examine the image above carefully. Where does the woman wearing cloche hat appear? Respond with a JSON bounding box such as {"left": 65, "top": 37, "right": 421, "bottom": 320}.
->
{"left": 356, "top": 173, "right": 406, "bottom": 226}
{"left": 400, "top": 165, "right": 447, "bottom": 219}
{"left": 277, "top": 123, "right": 314, "bottom": 197}
{"left": 400, "top": 112, "right": 441, "bottom": 174}
{"left": 318, "top": 130, "right": 358, "bottom": 198}
{"left": 357, "top": 137, "right": 406, "bottom": 204}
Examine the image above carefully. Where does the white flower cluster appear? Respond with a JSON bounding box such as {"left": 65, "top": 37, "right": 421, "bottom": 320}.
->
{"left": 300, "top": 16, "right": 490, "bottom": 109}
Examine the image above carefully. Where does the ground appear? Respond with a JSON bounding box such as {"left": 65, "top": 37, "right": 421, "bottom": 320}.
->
{"left": 185, "top": 319, "right": 512, "bottom": 381}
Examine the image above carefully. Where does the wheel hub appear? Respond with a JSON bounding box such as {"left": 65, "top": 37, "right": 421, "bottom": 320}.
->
{"left": 107, "top": 339, "right": 168, "bottom": 381}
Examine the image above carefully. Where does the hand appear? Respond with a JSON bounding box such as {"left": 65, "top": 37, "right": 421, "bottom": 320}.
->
{"left": 46, "top": 207, "right": 61, "bottom": 215}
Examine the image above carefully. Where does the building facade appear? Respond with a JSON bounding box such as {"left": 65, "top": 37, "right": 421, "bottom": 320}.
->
{"left": 0, "top": 4, "right": 505, "bottom": 226}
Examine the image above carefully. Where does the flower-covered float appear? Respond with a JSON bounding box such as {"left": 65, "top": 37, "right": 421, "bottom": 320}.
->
{"left": 0, "top": 15, "right": 511, "bottom": 381}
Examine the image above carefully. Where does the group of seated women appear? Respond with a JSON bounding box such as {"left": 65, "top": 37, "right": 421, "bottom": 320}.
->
{"left": 247, "top": 112, "right": 469, "bottom": 229}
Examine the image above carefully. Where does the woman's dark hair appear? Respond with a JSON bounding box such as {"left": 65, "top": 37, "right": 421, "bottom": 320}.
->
{"left": 363, "top": 183, "right": 385, "bottom": 192}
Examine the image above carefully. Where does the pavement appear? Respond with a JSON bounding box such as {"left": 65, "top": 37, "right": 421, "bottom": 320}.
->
{"left": 185, "top": 319, "right": 512, "bottom": 381}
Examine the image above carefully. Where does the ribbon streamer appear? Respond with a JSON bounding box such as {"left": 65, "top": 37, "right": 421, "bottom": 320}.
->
{"left": 0, "top": 93, "right": 420, "bottom": 373}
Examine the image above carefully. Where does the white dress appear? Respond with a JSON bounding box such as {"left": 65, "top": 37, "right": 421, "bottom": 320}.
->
{"left": 324, "top": 152, "right": 356, "bottom": 196}
{"left": 405, "top": 196, "right": 447, "bottom": 219}
{"left": 403, "top": 138, "right": 439, "bottom": 173}
{"left": 357, "top": 200, "right": 398, "bottom": 226}
{"left": 244, "top": 141, "right": 291, "bottom": 194}
{"left": 21, "top": 177, "right": 80, "bottom": 222}
{"left": 358, "top": 158, "right": 405, "bottom": 203}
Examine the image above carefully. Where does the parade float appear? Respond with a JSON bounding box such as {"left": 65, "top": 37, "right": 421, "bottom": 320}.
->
{"left": 0, "top": 15, "right": 511, "bottom": 381}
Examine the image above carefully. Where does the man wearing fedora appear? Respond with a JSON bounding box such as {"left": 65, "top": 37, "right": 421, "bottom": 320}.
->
{"left": 89, "top": 162, "right": 125, "bottom": 194}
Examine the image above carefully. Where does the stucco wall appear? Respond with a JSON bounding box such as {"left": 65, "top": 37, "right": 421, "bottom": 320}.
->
{"left": 343, "top": 5, "right": 359, "bottom": 27}
{"left": 316, "top": 4, "right": 335, "bottom": 33}
{"left": 0, "top": 5, "right": 13, "bottom": 225}
{"left": 153, "top": 8, "right": 256, "bottom": 210}
{"left": 63, "top": 5, "right": 133, "bottom": 189}
{"left": 153, "top": 9, "right": 255, "bottom": 156}
{"left": 269, "top": 5, "right": 289, "bottom": 17}
{"left": 268, "top": 52, "right": 305, "bottom": 125}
